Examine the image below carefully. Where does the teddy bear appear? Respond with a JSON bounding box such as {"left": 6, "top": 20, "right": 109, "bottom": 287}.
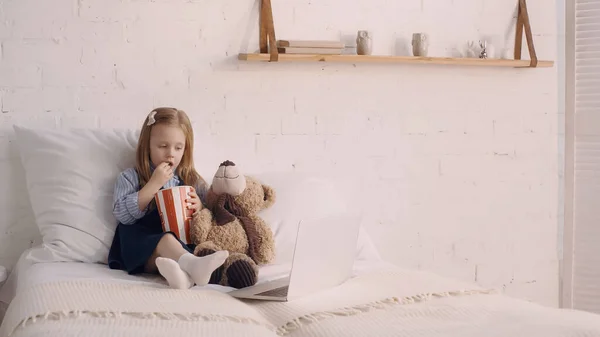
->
{"left": 190, "top": 160, "right": 276, "bottom": 289}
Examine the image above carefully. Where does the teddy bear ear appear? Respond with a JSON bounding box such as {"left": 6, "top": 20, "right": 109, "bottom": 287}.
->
{"left": 261, "top": 184, "right": 276, "bottom": 209}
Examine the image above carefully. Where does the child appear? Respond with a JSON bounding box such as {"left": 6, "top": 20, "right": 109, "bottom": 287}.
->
{"left": 108, "top": 107, "right": 228, "bottom": 289}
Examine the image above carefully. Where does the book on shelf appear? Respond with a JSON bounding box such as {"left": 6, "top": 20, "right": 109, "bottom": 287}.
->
{"left": 277, "top": 47, "right": 343, "bottom": 55}
{"left": 276, "top": 40, "right": 345, "bottom": 49}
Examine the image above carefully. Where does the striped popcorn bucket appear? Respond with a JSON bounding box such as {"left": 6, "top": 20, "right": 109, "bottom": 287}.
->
{"left": 155, "top": 186, "right": 193, "bottom": 244}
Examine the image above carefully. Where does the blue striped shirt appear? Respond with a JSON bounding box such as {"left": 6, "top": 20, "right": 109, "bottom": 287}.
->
{"left": 113, "top": 167, "right": 207, "bottom": 225}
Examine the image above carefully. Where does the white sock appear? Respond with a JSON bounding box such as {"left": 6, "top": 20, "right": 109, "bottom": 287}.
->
{"left": 156, "top": 257, "right": 194, "bottom": 290}
{"left": 178, "top": 251, "right": 229, "bottom": 286}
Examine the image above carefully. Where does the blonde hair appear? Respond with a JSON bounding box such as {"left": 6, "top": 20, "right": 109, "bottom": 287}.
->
{"left": 135, "top": 107, "right": 205, "bottom": 191}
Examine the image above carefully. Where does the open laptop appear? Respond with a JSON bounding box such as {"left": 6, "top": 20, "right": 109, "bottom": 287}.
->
{"left": 228, "top": 213, "right": 361, "bottom": 302}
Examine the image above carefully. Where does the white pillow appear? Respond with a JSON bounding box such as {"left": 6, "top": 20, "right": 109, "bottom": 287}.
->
{"left": 13, "top": 125, "right": 139, "bottom": 264}
{"left": 14, "top": 124, "right": 380, "bottom": 265}
{"left": 249, "top": 172, "right": 382, "bottom": 265}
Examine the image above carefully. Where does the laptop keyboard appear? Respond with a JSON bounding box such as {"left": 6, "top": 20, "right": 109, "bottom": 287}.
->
{"left": 256, "top": 285, "right": 289, "bottom": 297}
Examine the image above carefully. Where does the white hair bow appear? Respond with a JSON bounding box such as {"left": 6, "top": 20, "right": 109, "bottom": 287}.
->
{"left": 147, "top": 110, "right": 157, "bottom": 126}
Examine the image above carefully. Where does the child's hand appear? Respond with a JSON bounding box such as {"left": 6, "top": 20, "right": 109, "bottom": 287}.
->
{"left": 186, "top": 188, "right": 202, "bottom": 214}
{"left": 149, "top": 162, "right": 173, "bottom": 189}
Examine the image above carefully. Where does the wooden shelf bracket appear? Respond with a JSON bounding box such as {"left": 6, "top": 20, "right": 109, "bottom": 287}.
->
{"left": 514, "top": 0, "right": 538, "bottom": 67}
{"left": 259, "top": 0, "right": 278, "bottom": 61}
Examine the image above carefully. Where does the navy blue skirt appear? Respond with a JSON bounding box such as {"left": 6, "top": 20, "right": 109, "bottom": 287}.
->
{"left": 108, "top": 207, "right": 196, "bottom": 275}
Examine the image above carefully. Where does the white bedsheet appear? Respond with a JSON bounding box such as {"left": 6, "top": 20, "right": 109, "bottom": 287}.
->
{"left": 4, "top": 249, "right": 600, "bottom": 337}
{"left": 12, "top": 261, "right": 290, "bottom": 294}
{"left": 0, "top": 247, "right": 392, "bottom": 318}
{"left": 2, "top": 257, "right": 392, "bottom": 300}
{"left": 0, "top": 252, "right": 400, "bottom": 337}
{"left": 4, "top": 260, "right": 600, "bottom": 337}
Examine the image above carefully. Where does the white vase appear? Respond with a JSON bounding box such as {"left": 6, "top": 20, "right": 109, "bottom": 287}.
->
{"left": 356, "top": 30, "right": 372, "bottom": 55}
{"left": 412, "top": 33, "right": 429, "bottom": 57}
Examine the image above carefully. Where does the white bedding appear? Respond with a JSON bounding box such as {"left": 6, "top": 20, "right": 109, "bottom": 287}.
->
{"left": 0, "top": 251, "right": 394, "bottom": 334}
{"left": 2, "top": 255, "right": 600, "bottom": 337}
{"left": 0, "top": 254, "right": 391, "bottom": 301}
{"left": 10, "top": 260, "right": 290, "bottom": 294}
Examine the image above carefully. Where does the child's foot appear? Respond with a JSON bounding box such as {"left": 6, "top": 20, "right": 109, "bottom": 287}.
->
{"left": 156, "top": 257, "right": 194, "bottom": 290}
{"left": 178, "top": 251, "right": 229, "bottom": 286}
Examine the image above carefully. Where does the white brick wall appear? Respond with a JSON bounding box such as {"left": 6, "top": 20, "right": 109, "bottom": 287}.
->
{"left": 0, "top": 0, "right": 559, "bottom": 307}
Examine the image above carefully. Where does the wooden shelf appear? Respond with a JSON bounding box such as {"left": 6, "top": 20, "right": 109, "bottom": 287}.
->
{"left": 238, "top": 53, "right": 554, "bottom": 68}
{"left": 252, "top": 0, "right": 550, "bottom": 68}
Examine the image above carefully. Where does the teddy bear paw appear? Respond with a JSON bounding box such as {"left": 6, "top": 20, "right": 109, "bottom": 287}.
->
{"left": 225, "top": 258, "right": 258, "bottom": 289}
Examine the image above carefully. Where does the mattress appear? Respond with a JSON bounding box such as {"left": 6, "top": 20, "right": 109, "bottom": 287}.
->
{"left": 0, "top": 259, "right": 296, "bottom": 330}
{"left": 12, "top": 260, "right": 288, "bottom": 294}
{"left": 1, "top": 256, "right": 393, "bottom": 301}
{"left": 3, "top": 253, "right": 600, "bottom": 337}
{"left": 0, "top": 250, "right": 394, "bottom": 329}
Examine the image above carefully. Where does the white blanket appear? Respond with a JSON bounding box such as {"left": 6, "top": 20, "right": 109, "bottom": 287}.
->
{"left": 2, "top": 266, "right": 600, "bottom": 337}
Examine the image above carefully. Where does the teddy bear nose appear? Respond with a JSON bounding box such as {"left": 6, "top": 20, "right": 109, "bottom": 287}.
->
{"left": 220, "top": 160, "right": 235, "bottom": 167}
{"left": 213, "top": 162, "right": 246, "bottom": 196}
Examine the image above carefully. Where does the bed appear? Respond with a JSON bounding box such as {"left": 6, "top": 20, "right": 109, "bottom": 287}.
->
{"left": 2, "top": 125, "right": 600, "bottom": 336}
{"left": 2, "top": 252, "right": 600, "bottom": 337}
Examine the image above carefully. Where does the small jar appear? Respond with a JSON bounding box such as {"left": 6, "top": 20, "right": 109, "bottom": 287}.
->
{"left": 356, "top": 30, "right": 373, "bottom": 55}
{"left": 412, "top": 33, "right": 429, "bottom": 57}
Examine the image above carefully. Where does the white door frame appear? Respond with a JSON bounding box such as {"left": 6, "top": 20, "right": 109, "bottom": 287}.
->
{"left": 561, "top": 0, "right": 575, "bottom": 310}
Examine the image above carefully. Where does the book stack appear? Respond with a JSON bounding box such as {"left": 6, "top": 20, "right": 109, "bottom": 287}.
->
{"left": 276, "top": 40, "right": 345, "bottom": 55}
